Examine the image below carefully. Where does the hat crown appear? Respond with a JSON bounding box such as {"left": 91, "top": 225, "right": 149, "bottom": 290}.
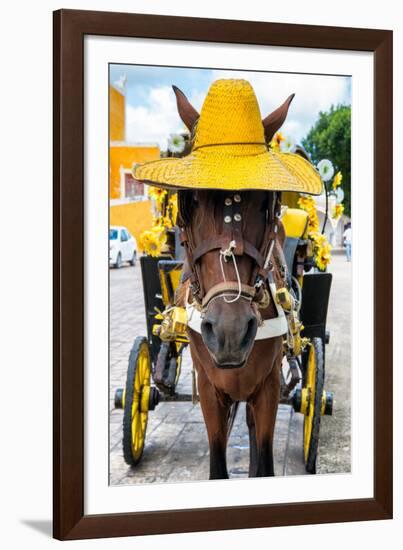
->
{"left": 193, "top": 79, "right": 265, "bottom": 148}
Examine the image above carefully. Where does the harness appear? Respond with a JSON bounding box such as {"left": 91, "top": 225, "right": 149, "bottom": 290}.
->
{"left": 185, "top": 281, "right": 288, "bottom": 340}
{"left": 178, "top": 191, "right": 288, "bottom": 316}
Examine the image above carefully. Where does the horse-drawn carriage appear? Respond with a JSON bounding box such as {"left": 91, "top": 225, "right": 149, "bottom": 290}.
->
{"left": 114, "top": 79, "right": 334, "bottom": 477}
{"left": 114, "top": 205, "right": 334, "bottom": 474}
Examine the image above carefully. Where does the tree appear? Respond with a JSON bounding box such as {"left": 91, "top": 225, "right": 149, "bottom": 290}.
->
{"left": 302, "top": 105, "right": 351, "bottom": 217}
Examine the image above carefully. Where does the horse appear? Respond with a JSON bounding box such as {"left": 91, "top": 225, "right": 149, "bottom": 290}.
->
{"left": 172, "top": 86, "right": 294, "bottom": 479}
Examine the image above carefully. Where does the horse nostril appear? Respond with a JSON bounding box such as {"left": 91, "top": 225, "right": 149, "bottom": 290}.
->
{"left": 241, "top": 316, "right": 257, "bottom": 348}
{"left": 201, "top": 320, "right": 215, "bottom": 341}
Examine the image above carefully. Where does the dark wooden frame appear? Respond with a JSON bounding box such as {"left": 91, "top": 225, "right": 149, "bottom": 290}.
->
{"left": 53, "top": 9, "right": 393, "bottom": 540}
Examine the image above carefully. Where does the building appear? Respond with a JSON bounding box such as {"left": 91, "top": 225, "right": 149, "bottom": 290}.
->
{"left": 109, "top": 82, "right": 160, "bottom": 242}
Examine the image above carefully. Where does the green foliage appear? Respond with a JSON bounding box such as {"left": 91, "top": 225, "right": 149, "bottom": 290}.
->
{"left": 302, "top": 105, "right": 351, "bottom": 217}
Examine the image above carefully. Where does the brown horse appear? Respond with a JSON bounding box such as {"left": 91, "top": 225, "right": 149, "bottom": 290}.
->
{"left": 173, "top": 87, "right": 293, "bottom": 479}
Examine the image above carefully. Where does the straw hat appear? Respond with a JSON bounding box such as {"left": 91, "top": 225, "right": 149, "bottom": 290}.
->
{"left": 133, "top": 79, "right": 322, "bottom": 195}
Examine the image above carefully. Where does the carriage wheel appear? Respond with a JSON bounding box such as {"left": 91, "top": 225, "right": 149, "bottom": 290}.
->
{"left": 122, "top": 336, "right": 152, "bottom": 466}
{"left": 302, "top": 337, "right": 324, "bottom": 474}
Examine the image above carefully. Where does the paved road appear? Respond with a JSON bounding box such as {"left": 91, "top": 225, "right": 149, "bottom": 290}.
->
{"left": 109, "top": 252, "right": 351, "bottom": 485}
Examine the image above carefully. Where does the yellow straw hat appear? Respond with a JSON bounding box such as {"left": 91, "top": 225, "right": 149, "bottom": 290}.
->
{"left": 133, "top": 79, "right": 323, "bottom": 195}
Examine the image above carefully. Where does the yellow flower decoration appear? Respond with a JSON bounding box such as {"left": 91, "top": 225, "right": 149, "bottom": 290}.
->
{"left": 315, "top": 242, "right": 332, "bottom": 271}
{"left": 297, "top": 195, "right": 320, "bottom": 234}
{"left": 168, "top": 194, "right": 178, "bottom": 226}
{"left": 140, "top": 191, "right": 179, "bottom": 257}
{"left": 332, "top": 171, "right": 343, "bottom": 190}
{"left": 331, "top": 204, "right": 344, "bottom": 220}
{"left": 148, "top": 186, "right": 167, "bottom": 208}
{"left": 269, "top": 131, "right": 285, "bottom": 150}
{"left": 298, "top": 194, "right": 332, "bottom": 270}
{"left": 161, "top": 215, "right": 174, "bottom": 229}
{"left": 138, "top": 227, "right": 167, "bottom": 257}
{"left": 310, "top": 231, "right": 332, "bottom": 270}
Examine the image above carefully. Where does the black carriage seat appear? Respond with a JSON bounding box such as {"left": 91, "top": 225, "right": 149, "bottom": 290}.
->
{"left": 300, "top": 271, "right": 332, "bottom": 346}
{"left": 140, "top": 256, "right": 166, "bottom": 363}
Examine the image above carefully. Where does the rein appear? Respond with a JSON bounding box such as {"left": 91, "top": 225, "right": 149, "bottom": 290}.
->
{"left": 178, "top": 191, "right": 285, "bottom": 313}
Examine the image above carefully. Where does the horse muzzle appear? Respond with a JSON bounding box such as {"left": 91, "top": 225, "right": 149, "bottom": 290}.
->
{"left": 200, "top": 303, "right": 258, "bottom": 369}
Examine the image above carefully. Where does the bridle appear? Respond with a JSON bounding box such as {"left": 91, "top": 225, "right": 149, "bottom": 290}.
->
{"left": 178, "top": 191, "right": 286, "bottom": 314}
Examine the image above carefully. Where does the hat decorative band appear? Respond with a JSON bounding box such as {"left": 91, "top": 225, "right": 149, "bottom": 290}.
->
{"left": 192, "top": 142, "right": 268, "bottom": 151}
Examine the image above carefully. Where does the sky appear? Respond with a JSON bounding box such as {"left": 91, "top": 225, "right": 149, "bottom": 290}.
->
{"left": 109, "top": 64, "right": 351, "bottom": 150}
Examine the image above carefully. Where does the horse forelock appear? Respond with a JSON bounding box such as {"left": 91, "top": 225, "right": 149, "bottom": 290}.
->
{"left": 180, "top": 190, "right": 270, "bottom": 245}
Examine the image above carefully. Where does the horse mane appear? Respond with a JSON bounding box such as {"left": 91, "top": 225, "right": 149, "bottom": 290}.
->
{"left": 177, "top": 190, "right": 194, "bottom": 227}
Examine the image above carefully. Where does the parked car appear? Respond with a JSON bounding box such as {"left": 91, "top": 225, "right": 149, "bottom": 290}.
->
{"left": 109, "top": 226, "right": 137, "bottom": 268}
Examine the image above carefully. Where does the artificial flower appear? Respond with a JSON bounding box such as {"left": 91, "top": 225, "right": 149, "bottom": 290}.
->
{"left": 167, "top": 133, "right": 186, "bottom": 154}
{"left": 148, "top": 186, "right": 167, "bottom": 207}
{"left": 331, "top": 204, "right": 344, "bottom": 220}
{"left": 310, "top": 232, "right": 327, "bottom": 248}
{"left": 307, "top": 215, "right": 320, "bottom": 234}
{"left": 310, "top": 232, "right": 332, "bottom": 271}
{"left": 317, "top": 159, "right": 334, "bottom": 182}
{"left": 154, "top": 214, "right": 174, "bottom": 230}
{"left": 297, "top": 195, "right": 316, "bottom": 212}
{"left": 168, "top": 194, "right": 178, "bottom": 225}
{"left": 151, "top": 215, "right": 164, "bottom": 227}
{"left": 298, "top": 194, "right": 332, "bottom": 270}
{"left": 315, "top": 242, "right": 332, "bottom": 271}
{"left": 138, "top": 227, "right": 167, "bottom": 257}
{"left": 332, "top": 171, "right": 343, "bottom": 190}
{"left": 279, "top": 135, "right": 296, "bottom": 153}
{"left": 297, "top": 195, "right": 320, "bottom": 233}
{"left": 269, "top": 132, "right": 284, "bottom": 150}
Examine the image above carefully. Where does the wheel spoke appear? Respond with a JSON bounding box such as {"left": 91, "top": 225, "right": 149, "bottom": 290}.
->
{"left": 304, "top": 344, "right": 316, "bottom": 462}
{"left": 132, "top": 411, "right": 139, "bottom": 448}
{"left": 132, "top": 413, "right": 141, "bottom": 452}
{"left": 123, "top": 339, "right": 151, "bottom": 465}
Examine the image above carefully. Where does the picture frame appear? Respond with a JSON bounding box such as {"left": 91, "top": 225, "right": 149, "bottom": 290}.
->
{"left": 53, "top": 9, "right": 393, "bottom": 540}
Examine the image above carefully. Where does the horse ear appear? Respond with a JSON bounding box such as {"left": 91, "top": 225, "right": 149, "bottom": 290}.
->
{"left": 262, "top": 94, "right": 295, "bottom": 142}
{"left": 172, "top": 85, "right": 199, "bottom": 131}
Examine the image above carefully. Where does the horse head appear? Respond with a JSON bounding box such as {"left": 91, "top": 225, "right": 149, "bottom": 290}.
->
{"left": 178, "top": 189, "right": 286, "bottom": 370}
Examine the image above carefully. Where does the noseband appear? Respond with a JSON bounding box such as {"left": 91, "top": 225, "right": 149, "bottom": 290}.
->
{"left": 178, "top": 192, "right": 286, "bottom": 313}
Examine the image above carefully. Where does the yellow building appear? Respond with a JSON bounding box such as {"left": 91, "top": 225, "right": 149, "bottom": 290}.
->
{"left": 110, "top": 85, "right": 125, "bottom": 142}
{"left": 109, "top": 83, "right": 160, "bottom": 242}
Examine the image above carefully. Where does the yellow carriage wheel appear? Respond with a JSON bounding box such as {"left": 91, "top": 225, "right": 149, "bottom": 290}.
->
{"left": 122, "top": 337, "right": 152, "bottom": 466}
{"left": 302, "top": 337, "right": 324, "bottom": 474}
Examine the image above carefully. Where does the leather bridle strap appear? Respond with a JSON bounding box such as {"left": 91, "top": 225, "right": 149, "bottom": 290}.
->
{"left": 253, "top": 194, "right": 282, "bottom": 284}
{"left": 180, "top": 227, "right": 203, "bottom": 299}
{"left": 192, "top": 237, "right": 265, "bottom": 267}
{"left": 201, "top": 281, "right": 256, "bottom": 309}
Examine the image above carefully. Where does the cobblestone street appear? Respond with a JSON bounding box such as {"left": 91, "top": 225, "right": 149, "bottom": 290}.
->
{"left": 109, "top": 252, "right": 351, "bottom": 485}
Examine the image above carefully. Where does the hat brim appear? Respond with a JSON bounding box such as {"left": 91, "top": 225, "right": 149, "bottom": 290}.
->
{"left": 134, "top": 146, "right": 323, "bottom": 195}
